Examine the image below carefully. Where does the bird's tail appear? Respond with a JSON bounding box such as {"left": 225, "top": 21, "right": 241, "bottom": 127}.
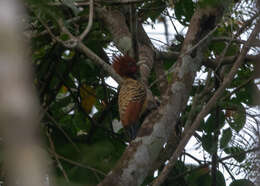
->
{"left": 125, "top": 121, "right": 140, "bottom": 141}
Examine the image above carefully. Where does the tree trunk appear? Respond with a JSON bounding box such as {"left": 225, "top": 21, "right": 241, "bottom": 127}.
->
{"left": 0, "top": 1, "right": 50, "bottom": 186}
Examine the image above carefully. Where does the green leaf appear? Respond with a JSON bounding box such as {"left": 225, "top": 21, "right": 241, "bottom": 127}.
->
{"left": 72, "top": 58, "right": 101, "bottom": 84}
{"left": 220, "top": 128, "right": 232, "bottom": 149}
{"left": 198, "top": 0, "right": 226, "bottom": 7}
{"left": 251, "top": 82, "right": 260, "bottom": 106}
{"left": 187, "top": 169, "right": 225, "bottom": 186}
{"left": 174, "top": 0, "right": 195, "bottom": 26}
{"left": 234, "top": 81, "right": 258, "bottom": 106}
{"left": 216, "top": 170, "right": 226, "bottom": 186}
{"left": 230, "top": 67, "right": 253, "bottom": 88}
{"left": 224, "top": 147, "right": 246, "bottom": 162}
{"left": 201, "top": 133, "right": 217, "bottom": 154}
{"left": 60, "top": 34, "right": 70, "bottom": 41}
{"left": 55, "top": 177, "right": 88, "bottom": 186}
{"left": 226, "top": 103, "right": 246, "bottom": 132}
{"left": 197, "top": 119, "right": 206, "bottom": 132}
{"left": 226, "top": 43, "right": 239, "bottom": 56}
{"left": 33, "top": 45, "right": 51, "bottom": 59}
{"left": 209, "top": 41, "right": 226, "bottom": 55}
{"left": 49, "top": 96, "right": 73, "bottom": 119}
{"left": 186, "top": 166, "right": 211, "bottom": 186}
{"left": 229, "top": 179, "right": 255, "bottom": 186}
{"left": 52, "top": 130, "right": 125, "bottom": 185}
{"left": 202, "top": 111, "right": 225, "bottom": 133}
{"left": 139, "top": 0, "right": 166, "bottom": 22}
{"left": 159, "top": 161, "right": 188, "bottom": 186}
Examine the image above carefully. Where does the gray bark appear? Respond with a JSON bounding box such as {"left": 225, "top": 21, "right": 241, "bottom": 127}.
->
{"left": 0, "top": 1, "right": 50, "bottom": 186}
{"left": 98, "top": 4, "right": 231, "bottom": 186}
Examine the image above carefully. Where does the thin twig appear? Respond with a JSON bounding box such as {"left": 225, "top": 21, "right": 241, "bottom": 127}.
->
{"left": 52, "top": 151, "right": 106, "bottom": 176}
{"left": 221, "top": 147, "right": 260, "bottom": 162}
{"left": 183, "top": 152, "right": 203, "bottom": 164}
{"left": 35, "top": 13, "right": 62, "bottom": 43}
{"left": 77, "top": 42, "right": 123, "bottom": 83}
{"left": 149, "top": 62, "right": 177, "bottom": 88}
{"left": 166, "top": 9, "right": 179, "bottom": 35}
{"left": 150, "top": 38, "right": 170, "bottom": 46}
{"left": 221, "top": 75, "right": 255, "bottom": 101}
{"left": 49, "top": 0, "right": 145, "bottom": 5}
{"left": 47, "top": 132, "right": 70, "bottom": 182}
{"left": 219, "top": 160, "right": 236, "bottom": 180}
{"left": 211, "top": 37, "right": 260, "bottom": 47}
{"left": 45, "top": 111, "right": 81, "bottom": 153}
{"left": 79, "top": 0, "right": 94, "bottom": 41}
{"left": 214, "top": 13, "right": 258, "bottom": 73}
{"left": 150, "top": 25, "right": 218, "bottom": 89}
{"left": 56, "top": 18, "right": 123, "bottom": 84}
{"left": 180, "top": 25, "right": 219, "bottom": 58}
{"left": 31, "top": 16, "right": 85, "bottom": 38}
{"left": 170, "top": 164, "right": 209, "bottom": 182}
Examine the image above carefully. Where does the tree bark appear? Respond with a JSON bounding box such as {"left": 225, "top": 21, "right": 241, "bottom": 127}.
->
{"left": 0, "top": 1, "right": 50, "bottom": 186}
{"left": 98, "top": 4, "right": 231, "bottom": 186}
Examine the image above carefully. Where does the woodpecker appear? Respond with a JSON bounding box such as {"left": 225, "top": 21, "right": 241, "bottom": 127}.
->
{"left": 112, "top": 55, "right": 146, "bottom": 140}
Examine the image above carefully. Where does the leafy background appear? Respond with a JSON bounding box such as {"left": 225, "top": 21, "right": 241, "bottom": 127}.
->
{"left": 14, "top": 0, "right": 260, "bottom": 185}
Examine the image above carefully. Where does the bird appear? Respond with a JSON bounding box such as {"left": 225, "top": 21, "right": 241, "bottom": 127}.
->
{"left": 112, "top": 55, "right": 147, "bottom": 141}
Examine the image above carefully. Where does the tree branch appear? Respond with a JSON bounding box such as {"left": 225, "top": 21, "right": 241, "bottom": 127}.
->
{"left": 157, "top": 50, "right": 260, "bottom": 70}
{"left": 79, "top": 0, "right": 94, "bottom": 41}
{"left": 98, "top": 4, "right": 230, "bottom": 186}
{"left": 212, "top": 37, "right": 260, "bottom": 47}
{"left": 152, "top": 18, "right": 260, "bottom": 186}
{"left": 47, "top": 132, "right": 70, "bottom": 182}
{"left": 56, "top": 18, "right": 123, "bottom": 84}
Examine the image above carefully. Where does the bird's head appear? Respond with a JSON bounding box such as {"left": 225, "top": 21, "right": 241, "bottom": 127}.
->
{"left": 112, "top": 55, "right": 138, "bottom": 78}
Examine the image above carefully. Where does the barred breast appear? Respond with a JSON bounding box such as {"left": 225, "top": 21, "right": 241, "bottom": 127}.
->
{"left": 118, "top": 78, "right": 146, "bottom": 128}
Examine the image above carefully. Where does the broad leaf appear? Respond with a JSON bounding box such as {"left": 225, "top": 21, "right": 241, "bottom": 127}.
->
{"left": 224, "top": 147, "right": 246, "bottom": 163}
{"left": 201, "top": 133, "right": 217, "bottom": 154}
{"left": 229, "top": 179, "right": 255, "bottom": 186}
{"left": 220, "top": 128, "right": 232, "bottom": 149}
